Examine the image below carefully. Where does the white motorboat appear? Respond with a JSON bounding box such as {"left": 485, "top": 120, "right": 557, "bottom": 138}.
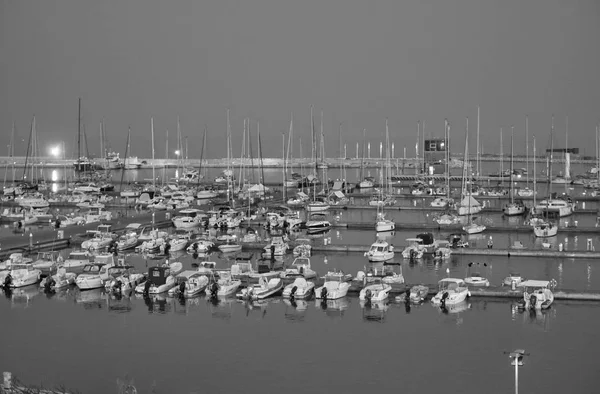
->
{"left": 282, "top": 277, "right": 315, "bottom": 299}
{"left": 305, "top": 212, "right": 331, "bottom": 234}
{"left": 196, "top": 188, "right": 219, "bottom": 199}
{"left": 168, "top": 271, "right": 210, "bottom": 297}
{"left": 401, "top": 238, "right": 425, "bottom": 259}
{"left": 205, "top": 271, "right": 242, "bottom": 297}
{"left": 218, "top": 240, "right": 242, "bottom": 253}
{"left": 409, "top": 285, "right": 429, "bottom": 303}
{"left": 280, "top": 256, "right": 317, "bottom": 279}
{"left": 167, "top": 234, "right": 190, "bottom": 252}
{"left": 517, "top": 280, "right": 556, "bottom": 310}
{"left": 172, "top": 208, "right": 204, "bottom": 229}
{"left": 136, "top": 235, "right": 168, "bottom": 254}
{"left": 137, "top": 227, "right": 169, "bottom": 242}
{"left": 365, "top": 238, "right": 394, "bottom": 262}
{"left": 55, "top": 214, "right": 85, "bottom": 228}
{"left": 315, "top": 276, "right": 351, "bottom": 300}
{"left": 464, "top": 272, "right": 490, "bottom": 287}
{"left": 105, "top": 265, "right": 145, "bottom": 293}
{"left": 40, "top": 267, "right": 77, "bottom": 291}
{"left": 236, "top": 276, "right": 283, "bottom": 300}
{"left": 292, "top": 238, "right": 312, "bottom": 257}
{"left": 31, "top": 251, "right": 61, "bottom": 272}
{"left": 0, "top": 263, "right": 42, "bottom": 288}
{"left": 75, "top": 263, "right": 112, "bottom": 290}
{"left": 434, "top": 213, "right": 460, "bottom": 225}
{"left": 431, "top": 278, "right": 471, "bottom": 307}
{"left": 262, "top": 236, "right": 289, "bottom": 258}
{"left": 433, "top": 240, "right": 452, "bottom": 259}
{"left": 517, "top": 188, "right": 534, "bottom": 197}
{"left": 533, "top": 221, "right": 558, "bottom": 238}
{"left": 357, "top": 177, "right": 374, "bottom": 189}
{"left": 503, "top": 272, "right": 526, "bottom": 287}
{"left": 187, "top": 239, "right": 214, "bottom": 253}
{"left": 62, "top": 250, "right": 92, "bottom": 272}
{"left": 16, "top": 193, "right": 49, "bottom": 209}
{"left": 359, "top": 278, "right": 392, "bottom": 302}
{"left": 0, "top": 253, "right": 33, "bottom": 270}
{"left": 84, "top": 207, "right": 112, "bottom": 223}
{"left": 116, "top": 231, "right": 139, "bottom": 251}
{"left": 375, "top": 212, "right": 395, "bottom": 232}
{"left": 135, "top": 262, "right": 183, "bottom": 295}
{"left": 81, "top": 224, "right": 117, "bottom": 250}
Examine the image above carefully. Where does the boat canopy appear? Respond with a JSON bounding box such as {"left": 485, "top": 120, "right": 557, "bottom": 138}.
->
{"left": 292, "top": 257, "right": 310, "bottom": 266}
{"left": 519, "top": 280, "right": 550, "bottom": 288}
{"left": 148, "top": 266, "right": 170, "bottom": 285}
{"left": 416, "top": 233, "right": 434, "bottom": 245}
{"left": 439, "top": 278, "right": 466, "bottom": 287}
{"left": 126, "top": 223, "right": 142, "bottom": 229}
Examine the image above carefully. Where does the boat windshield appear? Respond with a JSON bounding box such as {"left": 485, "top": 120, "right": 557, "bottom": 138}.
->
{"left": 10, "top": 264, "right": 28, "bottom": 270}
{"left": 68, "top": 252, "right": 87, "bottom": 259}
{"left": 83, "top": 265, "right": 101, "bottom": 273}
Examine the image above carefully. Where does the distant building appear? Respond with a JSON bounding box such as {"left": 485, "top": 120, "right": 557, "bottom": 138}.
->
{"left": 423, "top": 138, "right": 447, "bottom": 175}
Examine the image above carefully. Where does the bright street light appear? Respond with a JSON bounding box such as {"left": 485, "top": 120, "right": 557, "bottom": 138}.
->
{"left": 49, "top": 146, "right": 61, "bottom": 158}
{"left": 174, "top": 150, "right": 180, "bottom": 156}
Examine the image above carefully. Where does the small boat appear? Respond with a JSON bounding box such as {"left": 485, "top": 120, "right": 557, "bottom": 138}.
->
{"left": 62, "top": 250, "right": 92, "bottom": 272}
{"left": 31, "top": 251, "right": 61, "bottom": 273}
{"left": 40, "top": 266, "right": 76, "bottom": 292}
{"left": 116, "top": 232, "right": 139, "bottom": 251}
{"left": 305, "top": 212, "right": 331, "bottom": 234}
{"left": 315, "top": 275, "right": 351, "bottom": 300}
{"left": 305, "top": 200, "right": 330, "bottom": 213}
{"left": 401, "top": 238, "right": 424, "bottom": 259}
{"left": 431, "top": 197, "right": 453, "bottom": 208}
{"left": 432, "top": 240, "right": 452, "bottom": 259}
{"left": 533, "top": 221, "right": 558, "bottom": 238}
{"left": 409, "top": 285, "right": 429, "bottom": 303}
{"left": 205, "top": 271, "right": 241, "bottom": 297}
{"left": 434, "top": 213, "right": 460, "bottom": 225}
{"left": 135, "top": 261, "right": 183, "bottom": 294}
{"left": 168, "top": 271, "right": 210, "bottom": 297}
{"left": 171, "top": 208, "right": 204, "bottom": 229}
{"left": 282, "top": 277, "right": 315, "bottom": 299}
{"left": 167, "top": 234, "right": 190, "bottom": 252}
{"left": 364, "top": 238, "right": 394, "bottom": 262}
{"left": 464, "top": 272, "right": 490, "bottom": 287}
{"left": 218, "top": 239, "right": 242, "bottom": 253}
{"left": 359, "top": 278, "right": 391, "bottom": 302}
{"left": 236, "top": 276, "right": 283, "bottom": 300}
{"left": 136, "top": 235, "right": 168, "bottom": 254}
{"left": 280, "top": 256, "right": 317, "bottom": 279}
{"left": 375, "top": 212, "right": 395, "bottom": 232}
{"left": 0, "top": 263, "right": 42, "bottom": 288}
{"left": 517, "top": 280, "right": 556, "bottom": 310}
{"left": 81, "top": 224, "right": 117, "bottom": 250}
{"left": 262, "top": 236, "right": 289, "bottom": 258}
{"left": 503, "top": 201, "right": 527, "bottom": 216}
{"left": 463, "top": 222, "right": 486, "bottom": 235}
{"left": 186, "top": 239, "right": 214, "bottom": 253}
{"left": 503, "top": 272, "right": 526, "bottom": 287}
{"left": 431, "top": 278, "right": 471, "bottom": 307}
{"left": 292, "top": 238, "right": 312, "bottom": 257}
{"left": 75, "top": 263, "right": 113, "bottom": 290}
{"left": 105, "top": 265, "right": 145, "bottom": 293}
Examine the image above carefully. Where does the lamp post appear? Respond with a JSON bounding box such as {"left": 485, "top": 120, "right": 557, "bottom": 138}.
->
{"left": 505, "top": 349, "right": 529, "bottom": 394}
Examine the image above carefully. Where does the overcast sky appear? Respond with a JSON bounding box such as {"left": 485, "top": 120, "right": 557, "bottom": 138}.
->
{"left": 1, "top": 0, "right": 599, "bottom": 159}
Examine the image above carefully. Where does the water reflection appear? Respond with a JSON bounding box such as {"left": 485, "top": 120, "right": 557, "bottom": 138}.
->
{"left": 360, "top": 299, "right": 389, "bottom": 323}
{"left": 4, "top": 284, "right": 40, "bottom": 307}
{"left": 283, "top": 298, "right": 308, "bottom": 322}
{"left": 315, "top": 298, "right": 350, "bottom": 319}
{"left": 76, "top": 288, "right": 105, "bottom": 309}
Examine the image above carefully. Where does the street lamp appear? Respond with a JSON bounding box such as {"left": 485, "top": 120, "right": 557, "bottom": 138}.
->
{"left": 174, "top": 150, "right": 180, "bottom": 157}
{"left": 505, "top": 349, "right": 529, "bottom": 394}
{"left": 49, "top": 145, "right": 61, "bottom": 158}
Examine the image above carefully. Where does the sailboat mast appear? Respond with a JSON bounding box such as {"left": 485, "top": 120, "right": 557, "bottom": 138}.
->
{"left": 477, "top": 106, "right": 480, "bottom": 179}
{"left": 533, "top": 135, "right": 537, "bottom": 208}
{"left": 525, "top": 116, "right": 529, "bottom": 188}
{"left": 77, "top": 98, "right": 81, "bottom": 163}
{"left": 446, "top": 119, "right": 450, "bottom": 199}
{"left": 510, "top": 126, "right": 515, "bottom": 204}
{"left": 282, "top": 133, "right": 286, "bottom": 202}
{"left": 151, "top": 117, "right": 156, "bottom": 190}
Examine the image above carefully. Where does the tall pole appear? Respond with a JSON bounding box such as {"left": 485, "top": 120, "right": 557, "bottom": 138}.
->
{"left": 151, "top": 117, "right": 155, "bottom": 190}
{"left": 514, "top": 356, "right": 519, "bottom": 394}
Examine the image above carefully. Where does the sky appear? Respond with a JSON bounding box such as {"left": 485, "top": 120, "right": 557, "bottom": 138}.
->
{"left": 1, "top": 0, "right": 599, "bottom": 160}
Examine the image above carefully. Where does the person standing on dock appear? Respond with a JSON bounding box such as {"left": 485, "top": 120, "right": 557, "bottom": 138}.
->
{"left": 487, "top": 236, "right": 493, "bottom": 249}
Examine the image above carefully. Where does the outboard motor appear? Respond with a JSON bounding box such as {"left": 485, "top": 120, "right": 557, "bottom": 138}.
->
{"left": 299, "top": 266, "right": 304, "bottom": 275}
{"left": 529, "top": 294, "right": 537, "bottom": 310}
{"left": 113, "top": 279, "right": 123, "bottom": 293}
{"left": 410, "top": 249, "right": 416, "bottom": 260}
{"left": 440, "top": 291, "right": 449, "bottom": 308}
{"left": 290, "top": 286, "right": 298, "bottom": 300}
{"left": 210, "top": 282, "right": 219, "bottom": 297}
{"left": 44, "top": 276, "right": 56, "bottom": 293}
{"left": 3, "top": 274, "right": 13, "bottom": 288}
{"left": 178, "top": 281, "right": 186, "bottom": 295}
{"left": 55, "top": 219, "right": 61, "bottom": 229}
{"left": 143, "top": 280, "right": 152, "bottom": 296}
{"left": 320, "top": 287, "right": 328, "bottom": 301}
{"left": 404, "top": 288, "right": 411, "bottom": 304}
{"left": 364, "top": 289, "right": 372, "bottom": 305}
{"left": 164, "top": 243, "right": 171, "bottom": 255}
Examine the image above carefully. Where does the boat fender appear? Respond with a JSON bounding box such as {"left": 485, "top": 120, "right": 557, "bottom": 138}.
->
{"left": 321, "top": 287, "right": 328, "bottom": 300}
{"left": 529, "top": 294, "right": 537, "bottom": 310}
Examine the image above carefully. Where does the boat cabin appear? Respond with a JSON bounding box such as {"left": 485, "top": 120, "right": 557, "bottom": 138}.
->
{"left": 519, "top": 280, "right": 555, "bottom": 292}
{"left": 147, "top": 266, "right": 172, "bottom": 286}
{"left": 36, "top": 251, "right": 60, "bottom": 262}
{"left": 368, "top": 240, "right": 392, "bottom": 253}
{"left": 416, "top": 232, "right": 435, "bottom": 247}
{"left": 438, "top": 278, "right": 467, "bottom": 291}
{"left": 81, "top": 263, "right": 105, "bottom": 274}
